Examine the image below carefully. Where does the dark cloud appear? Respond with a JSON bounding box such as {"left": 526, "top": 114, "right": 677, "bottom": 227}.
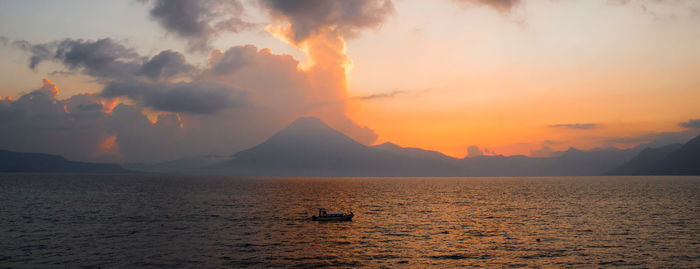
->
{"left": 15, "top": 38, "right": 195, "bottom": 80}
{"left": 144, "top": 0, "right": 255, "bottom": 51}
{"left": 208, "top": 45, "right": 260, "bottom": 75}
{"left": 15, "top": 38, "right": 138, "bottom": 77}
{"left": 259, "top": 0, "right": 395, "bottom": 42}
{"left": 9, "top": 37, "right": 379, "bottom": 162}
{"left": 679, "top": 118, "right": 700, "bottom": 129}
{"left": 549, "top": 123, "right": 599, "bottom": 130}
{"left": 138, "top": 50, "right": 194, "bottom": 80}
{"left": 101, "top": 81, "right": 245, "bottom": 114}
{"left": 453, "top": 0, "right": 522, "bottom": 12}
{"left": 0, "top": 79, "right": 208, "bottom": 163}
{"left": 53, "top": 38, "right": 141, "bottom": 79}
{"left": 12, "top": 40, "right": 54, "bottom": 70}
{"left": 0, "top": 81, "right": 112, "bottom": 162}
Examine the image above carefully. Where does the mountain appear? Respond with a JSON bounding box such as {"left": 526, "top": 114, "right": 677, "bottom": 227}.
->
{"left": 606, "top": 144, "right": 683, "bottom": 175}
{"left": 199, "top": 117, "right": 643, "bottom": 177}
{"left": 457, "top": 147, "right": 641, "bottom": 177}
{"left": 0, "top": 150, "right": 131, "bottom": 173}
{"left": 124, "top": 155, "right": 230, "bottom": 174}
{"left": 608, "top": 134, "right": 700, "bottom": 175}
{"left": 202, "top": 117, "right": 464, "bottom": 176}
{"left": 656, "top": 134, "right": 700, "bottom": 174}
{"left": 373, "top": 142, "right": 453, "bottom": 162}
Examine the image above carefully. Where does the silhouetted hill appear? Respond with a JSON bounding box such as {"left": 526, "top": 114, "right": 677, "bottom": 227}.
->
{"left": 656, "top": 134, "right": 700, "bottom": 174}
{"left": 457, "top": 146, "right": 640, "bottom": 176}
{"left": 373, "top": 142, "right": 453, "bottom": 162}
{"left": 607, "top": 134, "right": 700, "bottom": 175}
{"left": 199, "top": 117, "right": 647, "bottom": 177}
{"left": 125, "top": 155, "right": 230, "bottom": 174}
{"left": 0, "top": 150, "right": 131, "bottom": 173}
{"left": 606, "top": 144, "right": 683, "bottom": 175}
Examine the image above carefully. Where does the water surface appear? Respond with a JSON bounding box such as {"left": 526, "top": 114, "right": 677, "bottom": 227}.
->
{"left": 1, "top": 175, "right": 698, "bottom": 267}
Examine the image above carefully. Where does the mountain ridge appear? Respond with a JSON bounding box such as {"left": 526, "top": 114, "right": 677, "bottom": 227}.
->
{"left": 0, "top": 150, "right": 132, "bottom": 174}
{"left": 607, "top": 134, "right": 700, "bottom": 175}
{"left": 194, "top": 117, "right": 647, "bottom": 177}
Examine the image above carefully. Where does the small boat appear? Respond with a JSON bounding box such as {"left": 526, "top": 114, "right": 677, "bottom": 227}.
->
{"left": 312, "top": 208, "right": 354, "bottom": 221}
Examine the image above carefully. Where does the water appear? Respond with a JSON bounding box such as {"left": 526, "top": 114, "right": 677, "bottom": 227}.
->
{"left": 0, "top": 175, "right": 698, "bottom": 268}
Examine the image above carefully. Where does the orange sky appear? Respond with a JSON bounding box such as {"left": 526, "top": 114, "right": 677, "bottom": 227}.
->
{"left": 1, "top": 0, "right": 699, "bottom": 160}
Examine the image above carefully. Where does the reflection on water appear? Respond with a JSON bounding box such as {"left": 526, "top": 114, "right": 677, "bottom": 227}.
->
{"left": 1, "top": 175, "right": 698, "bottom": 267}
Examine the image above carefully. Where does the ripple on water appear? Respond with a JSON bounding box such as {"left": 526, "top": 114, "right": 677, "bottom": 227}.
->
{"left": 0, "top": 175, "right": 698, "bottom": 267}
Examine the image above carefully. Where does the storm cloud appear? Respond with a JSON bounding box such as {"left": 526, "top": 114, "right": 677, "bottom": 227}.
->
{"left": 138, "top": 50, "right": 195, "bottom": 80}
{"left": 16, "top": 38, "right": 196, "bottom": 81}
{"left": 144, "top": 0, "right": 255, "bottom": 51}
{"left": 259, "top": 0, "right": 395, "bottom": 43}
{"left": 101, "top": 81, "right": 245, "bottom": 114}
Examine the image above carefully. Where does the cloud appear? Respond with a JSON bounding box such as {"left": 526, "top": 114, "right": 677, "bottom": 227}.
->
{"left": 6, "top": 39, "right": 380, "bottom": 162}
{"left": 0, "top": 79, "right": 228, "bottom": 163}
{"left": 0, "top": 80, "right": 115, "bottom": 162}
{"left": 679, "top": 118, "right": 700, "bottom": 129}
{"left": 38, "top": 78, "right": 60, "bottom": 96}
{"left": 3, "top": 0, "right": 403, "bottom": 162}
{"left": 466, "top": 145, "right": 483, "bottom": 157}
{"left": 53, "top": 38, "right": 142, "bottom": 79}
{"left": 357, "top": 90, "right": 406, "bottom": 100}
{"left": 259, "top": 0, "right": 395, "bottom": 43}
{"left": 138, "top": 50, "right": 195, "bottom": 80}
{"left": 15, "top": 38, "right": 195, "bottom": 81}
{"left": 549, "top": 123, "right": 600, "bottom": 130}
{"left": 12, "top": 39, "right": 54, "bottom": 70}
{"left": 0, "top": 36, "right": 8, "bottom": 46}
{"left": 543, "top": 139, "right": 561, "bottom": 145}
{"left": 607, "top": 0, "right": 700, "bottom": 20}
{"left": 203, "top": 44, "right": 379, "bottom": 144}
{"left": 101, "top": 80, "right": 245, "bottom": 114}
{"left": 252, "top": 1, "right": 388, "bottom": 144}
{"left": 207, "top": 45, "right": 265, "bottom": 75}
{"left": 452, "top": 0, "right": 522, "bottom": 12}
{"left": 143, "top": 0, "right": 255, "bottom": 51}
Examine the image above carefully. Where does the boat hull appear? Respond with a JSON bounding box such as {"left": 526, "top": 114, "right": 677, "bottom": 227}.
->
{"left": 312, "top": 214, "right": 354, "bottom": 221}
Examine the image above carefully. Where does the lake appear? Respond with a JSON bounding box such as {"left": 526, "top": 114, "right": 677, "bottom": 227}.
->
{"left": 1, "top": 175, "right": 698, "bottom": 267}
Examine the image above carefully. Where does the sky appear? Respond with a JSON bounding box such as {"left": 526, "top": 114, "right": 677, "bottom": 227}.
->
{"left": 0, "top": 0, "right": 699, "bottom": 163}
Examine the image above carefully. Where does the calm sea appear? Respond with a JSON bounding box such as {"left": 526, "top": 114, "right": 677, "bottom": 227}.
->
{"left": 0, "top": 175, "right": 698, "bottom": 268}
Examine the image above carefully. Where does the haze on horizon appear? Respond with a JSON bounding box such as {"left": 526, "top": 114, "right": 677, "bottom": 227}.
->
{"left": 1, "top": 0, "right": 699, "bottom": 164}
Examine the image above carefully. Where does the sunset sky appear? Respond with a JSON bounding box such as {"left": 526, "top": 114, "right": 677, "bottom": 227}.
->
{"left": 1, "top": 0, "right": 699, "bottom": 163}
